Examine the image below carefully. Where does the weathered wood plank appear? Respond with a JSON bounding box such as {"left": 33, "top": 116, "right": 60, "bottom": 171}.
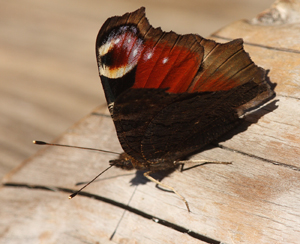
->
{"left": 131, "top": 148, "right": 300, "bottom": 243}
{"left": 219, "top": 97, "right": 300, "bottom": 167}
{"left": 3, "top": 97, "right": 300, "bottom": 243}
{"left": 2, "top": 1, "right": 300, "bottom": 243}
{"left": 0, "top": 187, "right": 203, "bottom": 244}
{"left": 0, "top": 187, "right": 121, "bottom": 243}
{"left": 111, "top": 210, "right": 206, "bottom": 244}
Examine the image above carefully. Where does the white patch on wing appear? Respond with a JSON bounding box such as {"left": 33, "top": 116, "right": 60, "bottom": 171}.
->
{"left": 99, "top": 64, "right": 136, "bottom": 79}
{"left": 98, "top": 42, "right": 113, "bottom": 57}
{"left": 133, "top": 48, "right": 138, "bottom": 57}
{"left": 162, "top": 57, "right": 168, "bottom": 64}
{"left": 143, "top": 49, "right": 153, "bottom": 61}
{"left": 108, "top": 102, "right": 114, "bottom": 115}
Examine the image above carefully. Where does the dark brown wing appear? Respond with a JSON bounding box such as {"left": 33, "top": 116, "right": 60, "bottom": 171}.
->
{"left": 113, "top": 78, "right": 271, "bottom": 162}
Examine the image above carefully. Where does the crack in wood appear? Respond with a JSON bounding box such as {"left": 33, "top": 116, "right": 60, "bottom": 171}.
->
{"left": 3, "top": 182, "right": 222, "bottom": 244}
{"left": 211, "top": 34, "right": 300, "bottom": 54}
{"left": 216, "top": 144, "right": 300, "bottom": 171}
{"left": 109, "top": 186, "right": 138, "bottom": 241}
{"left": 277, "top": 94, "right": 300, "bottom": 101}
{"left": 109, "top": 209, "right": 127, "bottom": 241}
{"left": 91, "top": 112, "right": 111, "bottom": 118}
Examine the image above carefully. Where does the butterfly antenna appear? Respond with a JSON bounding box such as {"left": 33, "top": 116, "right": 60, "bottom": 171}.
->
{"left": 33, "top": 140, "right": 120, "bottom": 155}
{"left": 33, "top": 140, "right": 119, "bottom": 198}
{"left": 69, "top": 164, "right": 114, "bottom": 199}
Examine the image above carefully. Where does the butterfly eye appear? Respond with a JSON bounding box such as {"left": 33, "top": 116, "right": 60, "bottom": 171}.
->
{"left": 97, "top": 26, "right": 144, "bottom": 79}
{"left": 100, "top": 50, "right": 113, "bottom": 68}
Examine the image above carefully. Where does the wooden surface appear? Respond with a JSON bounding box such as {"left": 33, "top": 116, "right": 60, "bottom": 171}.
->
{"left": 1, "top": 0, "right": 300, "bottom": 243}
{"left": 0, "top": 0, "right": 274, "bottom": 179}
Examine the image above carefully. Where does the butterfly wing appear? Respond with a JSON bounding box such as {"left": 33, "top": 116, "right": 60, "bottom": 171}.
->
{"left": 96, "top": 7, "right": 274, "bottom": 164}
{"left": 96, "top": 7, "right": 204, "bottom": 106}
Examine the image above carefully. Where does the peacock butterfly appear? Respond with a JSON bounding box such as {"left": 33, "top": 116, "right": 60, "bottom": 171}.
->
{"left": 95, "top": 7, "right": 274, "bottom": 211}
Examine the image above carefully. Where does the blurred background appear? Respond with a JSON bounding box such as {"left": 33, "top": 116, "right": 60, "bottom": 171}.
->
{"left": 0, "top": 0, "right": 274, "bottom": 179}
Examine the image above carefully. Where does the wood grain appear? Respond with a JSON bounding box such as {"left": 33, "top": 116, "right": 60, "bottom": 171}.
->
{"left": 1, "top": 0, "right": 300, "bottom": 243}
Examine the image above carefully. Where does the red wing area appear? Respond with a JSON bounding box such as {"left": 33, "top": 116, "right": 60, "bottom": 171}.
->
{"left": 133, "top": 31, "right": 203, "bottom": 93}
{"left": 187, "top": 38, "right": 265, "bottom": 92}
{"left": 97, "top": 7, "right": 266, "bottom": 98}
{"left": 132, "top": 29, "right": 264, "bottom": 95}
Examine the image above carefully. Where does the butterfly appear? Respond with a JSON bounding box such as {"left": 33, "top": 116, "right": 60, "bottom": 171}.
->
{"left": 95, "top": 7, "right": 274, "bottom": 211}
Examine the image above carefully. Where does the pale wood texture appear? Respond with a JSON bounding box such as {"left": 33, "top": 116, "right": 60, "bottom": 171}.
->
{"left": 1, "top": 0, "right": 300, "bottom": 243}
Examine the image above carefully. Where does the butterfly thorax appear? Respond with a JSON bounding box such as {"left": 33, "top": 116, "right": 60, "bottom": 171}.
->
{"left": 110, "top": 152, "right": 176, "bottom": 172}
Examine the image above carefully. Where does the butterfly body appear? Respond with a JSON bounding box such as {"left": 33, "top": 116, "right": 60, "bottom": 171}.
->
{"left": 96, "top": 7, "right": 274, "bottom": 172}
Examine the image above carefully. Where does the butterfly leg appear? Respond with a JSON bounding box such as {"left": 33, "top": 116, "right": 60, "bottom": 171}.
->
{"left": 174, "top": 160, "right": 232, "bottom": 172}
{"left": 143, "top": 171, "right": 190, "bottom": 212}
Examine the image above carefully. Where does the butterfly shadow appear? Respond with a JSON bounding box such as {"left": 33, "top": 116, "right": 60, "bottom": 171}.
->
{"left": 129, "top": 169, "right": 175, "bottom": 187}
{"left": 211, "top": 73, "right": 278, "bottom": 144}
{"left": 217, "top": 98, "right": 278, "bottom": 144}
